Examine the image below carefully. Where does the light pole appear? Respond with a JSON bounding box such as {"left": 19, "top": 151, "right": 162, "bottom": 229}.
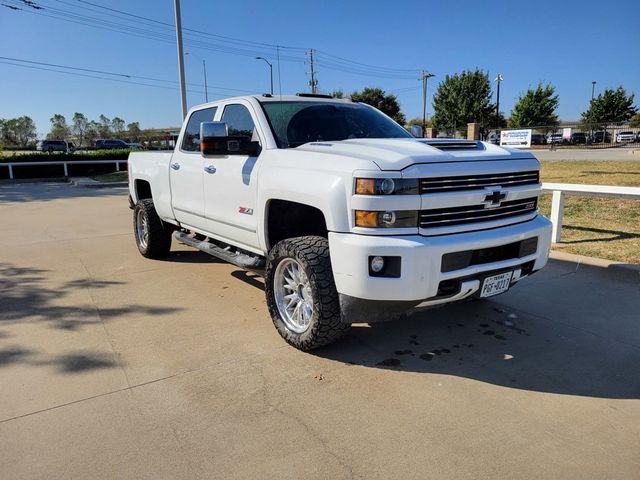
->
{"left": 421, "top": 71, "right": 435, "bottom": 137}
{"left": 494, "top": 74, "right": 504, "bottom": 127}
{"left": 173, "top": 0, "right": 187, "bottom": 119}
{"left": 591, "top": 80, "right": 596, "bottom": 102}
{"left": 186, "top": 52, "right": 208, "bottom": 102}
{"left": 255, "top": 57, "right": 273, "bottom": 95}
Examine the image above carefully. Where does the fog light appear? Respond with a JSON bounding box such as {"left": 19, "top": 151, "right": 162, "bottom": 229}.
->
{"left": 370, "top": 256, "right": 385, "bottom": 273}
{"left": 379, "top": 211, "right": 396, "bottom": 226}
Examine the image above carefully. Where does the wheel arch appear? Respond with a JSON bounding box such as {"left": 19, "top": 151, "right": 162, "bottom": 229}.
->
{"left": 265, "top": 199, "right": 329, "bottom": 251}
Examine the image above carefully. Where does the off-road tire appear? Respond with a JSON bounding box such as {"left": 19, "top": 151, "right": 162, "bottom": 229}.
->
{"left": 133, "top": 199, "right": 172, "bottom": 259}
{"left": 266, "top": 236, "right": 350, "bottom": 350}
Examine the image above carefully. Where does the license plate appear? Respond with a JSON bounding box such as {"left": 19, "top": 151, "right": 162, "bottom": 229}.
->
{"left": 480, "top": 271, "right": 513, "bottom": 298}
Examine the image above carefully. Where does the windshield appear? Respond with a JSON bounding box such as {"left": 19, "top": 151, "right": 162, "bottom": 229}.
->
{"left": 261, "top": 101, "right": 411, "bottom": 148}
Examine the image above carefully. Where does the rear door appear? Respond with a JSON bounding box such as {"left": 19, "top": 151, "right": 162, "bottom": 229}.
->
{"left": 203, "top": 101, "right": 262, "bottom": 250}
{"left": 170, "top": 106, "right": 217, "bottom": 229}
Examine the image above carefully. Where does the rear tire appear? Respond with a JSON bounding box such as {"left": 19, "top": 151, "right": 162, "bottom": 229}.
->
{"left": 266, "top": 236, "right": 350, "bottom": 350}
{"left": 133, "top": 199, "right": 172, "bottom": 259}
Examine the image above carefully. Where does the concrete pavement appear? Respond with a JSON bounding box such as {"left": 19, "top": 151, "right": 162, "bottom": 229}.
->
{"left": 0, "top": 183, "right": 638, "bottom": 479}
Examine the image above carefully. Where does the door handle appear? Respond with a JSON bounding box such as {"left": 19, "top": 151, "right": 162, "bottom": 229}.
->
{"left": 204, "top": 165, "right": 217, "bottom": 174}
{"left": 170, "top": 162, "right": 180, "bottom": 170}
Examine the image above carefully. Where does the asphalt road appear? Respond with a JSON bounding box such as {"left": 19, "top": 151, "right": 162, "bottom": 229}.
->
{"left": 1, "top": 183, "right": 639, "bottom": 479}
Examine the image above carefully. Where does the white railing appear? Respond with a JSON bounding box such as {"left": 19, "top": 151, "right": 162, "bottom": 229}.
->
{"left": 0, "top": 160, "right": 126, "bottom": 180}
{"left": 541, "top": 182, "right": 640, "bottom": 243}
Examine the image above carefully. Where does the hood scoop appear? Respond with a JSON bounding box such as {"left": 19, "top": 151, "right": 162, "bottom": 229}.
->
{"left": 418, "top": 139, "right": 485, "bottom": 151}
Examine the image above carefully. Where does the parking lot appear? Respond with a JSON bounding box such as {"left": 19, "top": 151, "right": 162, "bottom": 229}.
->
{"left": 1, "top": 183, "right": 639, "bottom": 479}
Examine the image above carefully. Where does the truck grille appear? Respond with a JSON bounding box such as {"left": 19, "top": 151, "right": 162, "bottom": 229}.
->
{"left": 420, "top": 170, "right": 539, "bottom": 194}
{"left": 420, "top": 197, "right": 538, "bottom": 229}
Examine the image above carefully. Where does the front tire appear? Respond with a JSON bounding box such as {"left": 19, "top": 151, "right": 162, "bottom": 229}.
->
{"left": 133, "top": 199, "right": 172, "bottom": 259}
{"left": 266, "top": 236, "right": 350, "bottom": 350}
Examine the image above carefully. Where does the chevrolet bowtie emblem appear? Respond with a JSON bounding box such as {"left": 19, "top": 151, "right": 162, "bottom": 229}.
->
{"left": 484, "top": 190, "right": 506, "bottom": 206}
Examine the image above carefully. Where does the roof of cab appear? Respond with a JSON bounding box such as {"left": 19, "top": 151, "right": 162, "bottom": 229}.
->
{"left": 252, "top": 94, "right": 354, "bottom": 103}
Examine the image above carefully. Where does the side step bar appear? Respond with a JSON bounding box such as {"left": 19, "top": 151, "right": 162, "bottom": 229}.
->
{"left": 175, "top": 232, "right": 266, "bottom": 270}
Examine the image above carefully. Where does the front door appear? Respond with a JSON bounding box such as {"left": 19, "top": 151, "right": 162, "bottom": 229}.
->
{"left": 203, "top": 102, "right": 262, "bottom": 250}
{"left": 169, "top": 106, "right": 217, "bottom": 229}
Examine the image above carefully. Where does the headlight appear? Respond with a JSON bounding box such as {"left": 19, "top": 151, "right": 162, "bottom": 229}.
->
{"left": 355, "top": 178, "right": 419, "bottom": 195}
{"left": 355, "top": 210, "right": 418, "bottom": 228}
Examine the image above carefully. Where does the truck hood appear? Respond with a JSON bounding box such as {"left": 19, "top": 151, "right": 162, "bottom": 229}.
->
{"left": 294, "top": 138, "right": 535, "bottom": 171}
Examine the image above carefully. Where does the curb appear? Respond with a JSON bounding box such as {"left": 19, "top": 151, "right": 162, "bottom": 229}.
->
{"left": 80, "top": 181, "right": 128, "bottom": 188}
{"left": 549, "top": 250, "right": 640, "bottom": 283}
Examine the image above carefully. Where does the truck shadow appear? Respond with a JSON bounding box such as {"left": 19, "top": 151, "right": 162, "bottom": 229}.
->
{"left": 314, "top": 260, "right": 640, "bottom": 400}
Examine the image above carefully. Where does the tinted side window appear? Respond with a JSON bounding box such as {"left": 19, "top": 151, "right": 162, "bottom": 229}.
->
{"left": 181, "top": 107, "right": 217, "bottom": 151}
{"left": 221, "top": 104, "right": 255, "bottom": 138}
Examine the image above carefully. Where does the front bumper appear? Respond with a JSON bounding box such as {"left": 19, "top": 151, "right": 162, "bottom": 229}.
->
{"left": 329, "top": 215, "right": 552, "bottom": 306}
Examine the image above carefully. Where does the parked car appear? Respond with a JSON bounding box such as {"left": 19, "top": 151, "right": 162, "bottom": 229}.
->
{"left": 127, "top": 93, "right": 551, "bottom": 350}
{"left": 570, "top": 132, "right": 588, "bottom": 144}
{"left": 616, "top": 131, "right": 635, "bottom": 143}
{"left": 96, "top": 139, "right": 130, "bottom": 149}
{"left": 546, "top": 133, "right": 564, "bottom": 144}
{"left": 592, "top": 131, "right": 612, "bottom": 143}
{"left": 530, "top": 134, "right": 546, "bottom": 145}
{"left": 36, "top": 140, "right": 73, "bottom": 153}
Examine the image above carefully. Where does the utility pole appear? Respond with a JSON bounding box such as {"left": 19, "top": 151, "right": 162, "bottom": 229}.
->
{"left": 186, "top": 52, "right": 208, "bottom": 102}
{"left": 308, "top": 49, "right": 318, "bottom": 94}
{"left": 494, "top": 74, "right": 504, "bottom": 127}
{"left": 591, "top": 80, "right": 596, "bottom": 102}
{"left": 420, "top": 71, "right": 435, "bottom": 137}
{"left": 173, "top": 0, "right": 187, "bottom": 119}
{"left": 202, "top": 59, "right": 208, "bottom": 102}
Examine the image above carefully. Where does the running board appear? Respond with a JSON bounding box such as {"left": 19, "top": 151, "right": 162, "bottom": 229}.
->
{"left": 175, "top": 232, "right": 266, "bottom": 270}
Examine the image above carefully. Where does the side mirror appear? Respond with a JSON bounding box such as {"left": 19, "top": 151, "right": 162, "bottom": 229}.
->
{"left": 200, "top": 121, "right": 261, "bottom": 156}
{"left": 410, "top": 125, "right": 423, "bottom": 138}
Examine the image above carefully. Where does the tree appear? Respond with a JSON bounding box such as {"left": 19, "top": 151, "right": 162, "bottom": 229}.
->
{"left": 350, "top": 87, "right": 406, "bottom": 124}
{"left": 507, "top": 83, "right": 559, "bottom": 129}
{"left": 111, "top": 116, "right": 125, "bottom": 137}
{"left": 0, "top": 116, "right": 37, "bottom": 147}
{"left": 431, "top": 70, "right": 494, "bottom": 133}
{"left": 581, "top": 87, "right": 637, "bottom": 124}
{"left": 48, "top": 114, "right": 70, "bottom": 140}
{"left": 331, "top": 89, "right": 344, "bottom": 99}
{"left": 630, "top": 112, "right": 640, "bottom": 128}
{"left": 126, "top": 122, "right": 142, "bottom": 141}
{"left": 71, "top": 112, "right": 88, "bottom": 147}
{"left": 97, "top": 114, "right": 111, "bottom": 138}
{"left": 85, "top": 120, "right": 100, "bottom": 147}
{"left": 406, "top": 117, "right": 431, "bottom": 127}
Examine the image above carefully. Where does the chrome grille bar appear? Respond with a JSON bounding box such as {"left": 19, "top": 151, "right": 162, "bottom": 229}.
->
{"left": 420, "top": 198, "right": 538, "bottom": 228}
{"left": 420, "top": 170, "right": 539, "bottom": 194}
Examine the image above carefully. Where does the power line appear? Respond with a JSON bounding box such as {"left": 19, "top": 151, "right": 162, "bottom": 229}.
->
{"left": 4, "top": 0, "right": 306, "bottom": 62}
{"left": 0, "top": 57, "right": 258, "bottom": 95}
{"left": 6, "top": 0, "right": 418, "bottom": 78}
{"left": 315, "top": 50, "right": 418, "bottom": 74}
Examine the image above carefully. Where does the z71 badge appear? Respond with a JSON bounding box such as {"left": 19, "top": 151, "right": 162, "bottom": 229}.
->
{"left": 238, "top": 207, "right": 254, "bottom": 215}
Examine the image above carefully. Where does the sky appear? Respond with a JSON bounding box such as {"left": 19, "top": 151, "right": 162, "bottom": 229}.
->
{"left": 1, "top": 0, "right": 638, "bottom": 136}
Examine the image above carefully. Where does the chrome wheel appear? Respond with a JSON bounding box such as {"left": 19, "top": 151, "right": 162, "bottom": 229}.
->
{"left": 274, "top": 258, "right": 314, "bottom": 333}
{"left": 135, "top": 209, "right": 149, "bottom": 250}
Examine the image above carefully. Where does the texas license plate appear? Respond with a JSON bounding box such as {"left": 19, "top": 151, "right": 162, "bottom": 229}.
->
{"left": 480, "top": 271, "right": 513, "bottom": 298}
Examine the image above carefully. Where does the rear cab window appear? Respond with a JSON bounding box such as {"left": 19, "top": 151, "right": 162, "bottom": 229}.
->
{"left": 221, "top": 104, "right": 256, "bottom": 139}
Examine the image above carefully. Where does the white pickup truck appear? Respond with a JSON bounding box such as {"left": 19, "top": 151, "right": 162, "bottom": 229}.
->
{"left": 128, "top": 93, "right": 552, "bottom": 350}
